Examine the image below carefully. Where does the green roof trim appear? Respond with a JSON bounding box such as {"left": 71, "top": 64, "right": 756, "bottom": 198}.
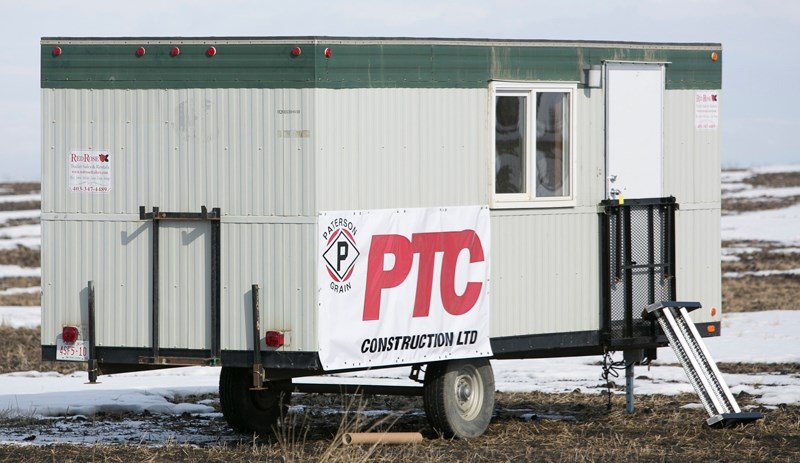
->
{"left": 41, "top": 40, "right": 722, "bottom": 90}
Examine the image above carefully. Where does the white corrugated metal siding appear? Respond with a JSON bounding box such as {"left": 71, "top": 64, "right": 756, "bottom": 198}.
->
{"left": 664, "top": 90, "right": 721, "bottom": 205}
{"left": 41, "top": 84, "right": 721, "bottom": 351}
{"left": 221, "top": 222, "right": 317, "bottom": 351}
{"left": 663, "top": 90, "right": 722, "bottom": 324}
{"left": 315, "top": 88, "right": 489, "bottom": 211}
{"left": 491, "top": 211, "right": 601, "bottom": 336}
{"left": 41, "top": 88, "right": 318, "bottom": 349}
{"left": 40, "top": 219, "right": 153, "bottom": 347}
{"left": 42, "top": 88, "right": 315, "bottom": 216}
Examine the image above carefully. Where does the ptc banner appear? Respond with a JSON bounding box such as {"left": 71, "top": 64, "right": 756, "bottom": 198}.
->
{"left": 317, "top": 206, "right": 492, "bottom": 371}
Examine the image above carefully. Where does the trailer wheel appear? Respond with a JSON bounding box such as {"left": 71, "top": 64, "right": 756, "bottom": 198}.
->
{"left": 219, "top": 366, "right": 290, "bottom": 435}
{"left": 423, "top": 358, "right": 495, "bottom": 439}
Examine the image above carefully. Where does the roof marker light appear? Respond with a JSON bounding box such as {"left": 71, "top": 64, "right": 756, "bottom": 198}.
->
{"left": 711, "top": 52, "right": 718, "bottom": 62}
{"left": 170, "top": 47, "right": 180, "bottom": 57}
{"left": 135, "top": 47, "right": 146, "bottom": 57}
{"left": 324, "top": 48, "right": 332, "bottom": 58}
{"left": 206, "top": 46, "right": 217, "bottom": 57}
{"left": 52, "top": 47, "right": 62, "bottom": 57}
{"left": 291, "top": 47, "right": 302, "bottom": 57}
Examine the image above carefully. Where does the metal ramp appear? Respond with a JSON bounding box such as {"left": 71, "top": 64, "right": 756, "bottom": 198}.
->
{"left": 645, "top": 301, "right": 763, "bottom": 427}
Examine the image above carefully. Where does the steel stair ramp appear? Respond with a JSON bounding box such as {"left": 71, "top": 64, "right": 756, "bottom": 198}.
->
{"left": 645, "top": 301, "right": 763, "bottom": 427}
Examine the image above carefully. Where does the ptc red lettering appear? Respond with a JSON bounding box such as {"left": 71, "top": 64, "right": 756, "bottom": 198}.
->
{"left": 362, "top": 230, "right": 484, "bottom": 321}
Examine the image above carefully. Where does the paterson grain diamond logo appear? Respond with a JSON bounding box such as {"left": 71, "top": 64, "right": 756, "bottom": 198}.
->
{"left": 322, "top": 218, "right": 360, "bottom": 293}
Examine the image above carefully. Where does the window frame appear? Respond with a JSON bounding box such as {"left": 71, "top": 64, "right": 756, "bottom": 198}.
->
{"left": 490, "top": 81, "right": 577, "bottom": 209}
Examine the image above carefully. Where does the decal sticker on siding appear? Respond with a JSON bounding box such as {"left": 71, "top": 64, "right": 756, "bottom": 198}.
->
{"left": 695, "top": 91, "right": 719, "bottom": 130}
{"left": 68, "top": 149, "right": 112, "bottom": 193}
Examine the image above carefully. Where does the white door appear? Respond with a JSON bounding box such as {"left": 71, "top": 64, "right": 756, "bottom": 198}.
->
{"left": 605, "top": 62, "right": 665, "bottom": 200}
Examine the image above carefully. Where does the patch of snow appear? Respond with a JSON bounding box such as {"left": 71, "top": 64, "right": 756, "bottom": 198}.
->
{"left": 721, "top": 170, "right": 753, "bottom": 183}
{"left": 771, "top": 247, "right": 800, "bottom": 254}
{"left": 0, "top": 287, "right": 40, "bottom": 296}
{"left": 0, "top": 238, "right": 39, "bottom": 250}
{"left": 0, "top": 224, "right": 40, "bottom": 239}
{"left": 720, "top": 182, "right": 750, "bottom": 193}
{"left": 0, "top": 210, "right": 39, "bottom": 225}
{"left": 0, "top": 265, "right": 40, "bottom": 278}
{"left": 0, "top": 306, "right": 40, "bottom": 329}
{"left": 753, "top": 164, "right": 800, "bottom": 174}
{"left": 721, "top": 203, "right": 800, "bottom": 245}
{"left": 724, "top": 268, "right": 800, "bottom": 278}
{"left": 724, "top": 186, "right": 800, "bottom": 199}
{"left": 0, "top": 194, "right": 40, "bottom": 203}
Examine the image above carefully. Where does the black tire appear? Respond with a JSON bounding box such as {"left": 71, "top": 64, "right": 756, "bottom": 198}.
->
{"left": 219, "top": 366, "right": 291, "bottom": 435}
{"left": 423, "top": 358, "right": 495, "bottom": 439}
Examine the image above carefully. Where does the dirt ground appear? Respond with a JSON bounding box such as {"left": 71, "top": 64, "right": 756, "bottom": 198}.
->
{"left": 1, "top": 176, "right": 799, "bottom": 461}
{"left": 0, "top": 370, "right": 797, "bottom": 463}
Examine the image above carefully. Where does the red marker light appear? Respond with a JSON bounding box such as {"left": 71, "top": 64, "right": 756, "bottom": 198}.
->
{"left": 291, "top": 47, "right": 302, "bottom": 57}
{"left": 62, "top": 326, "right": 79, "bottom": 343}
{"left": 170, "top": 47, "right": 180, "bottom": 57}
{"left": 324, "top": 48, "right": 332, "bottom": 58}
{"left": 135, "top": 47, "right": 146, "bottom": 57}
{"left": 206, "top": 46, "right": 217, "bottom": 57}
{"left": 265, "top": 331, "right": 285, "bottom": 348}
{"left": 711, "top": 52, "right": 718, "bottom": 62}
{"left": 52, "top": 47, "right": 62, "bottom": 57}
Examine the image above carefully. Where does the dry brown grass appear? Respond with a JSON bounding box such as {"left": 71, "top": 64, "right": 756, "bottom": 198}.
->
{"left": 722, "top": 170, "right": 800, "bottom": 215}
{"left": 0, "top": 246, "right": 39, "bottom": 267}
{"left": 0, "top": 326, "right": 84, "bottom": 375}
{"left": 0, "top": 182, "right": 39, "bottom": 196}
{"left": 0, "top": 392, "right": 797, "bottom": 462}
{"left": 721, "top": 239, "right": 800, "bottom": 312}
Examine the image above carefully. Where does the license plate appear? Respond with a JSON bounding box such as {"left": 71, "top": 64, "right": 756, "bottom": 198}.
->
{"left": 56, "top": 339, "right": 89, "bottom": 361}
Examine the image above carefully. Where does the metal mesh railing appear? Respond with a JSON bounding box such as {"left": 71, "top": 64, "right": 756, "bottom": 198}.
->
{"left": 600, "top": 197, "right": 677, "bottom": 344}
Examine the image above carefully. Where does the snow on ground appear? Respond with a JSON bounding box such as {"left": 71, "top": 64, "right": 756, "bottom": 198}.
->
{"left": 724, "top": 186, "right": 800, "bottom": 199}
{"left": 0, "top": 209, "right": 40, "bottom": 225}
{"left": 721, "top": 203, "right": 800, "bottom": 245}
{"left": 0, "top": 168, "right": 799, "bottom": 430}
{"left": 0, "top": 194, "right": 40, "bottom": 203}
{"left": 1, "top": 308, "right": 798, "bottom": 422}
{"left": 0, "top": 264, "right": 39, "bottom": 278}
{"left": 0, "top": 211, "right": 40, "bottom": 249}
{"left": 0, "top": 306, "right": 39, "bottom": 329}
{"left": 720, "top": 165, "right": 800, "bottom": 244}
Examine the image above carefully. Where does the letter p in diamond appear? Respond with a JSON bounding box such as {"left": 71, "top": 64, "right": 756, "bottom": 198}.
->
{"left": 323, "top": 229, "right": 360, "bottom": 282}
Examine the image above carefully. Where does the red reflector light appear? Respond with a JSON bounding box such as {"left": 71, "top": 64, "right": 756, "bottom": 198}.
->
{"left": 52, "top": 46, "right": 62, "bottom": 57}
{"left": 62, "top": 326, "right": 79, "bottom": 343}
{"left": 324, "top": 47, "right": 332, "bottom": 58}
{"left": 265, "top": 331, "right": 285, "bottom": 348}
{"left": 291, "top": 47, "right": 302, "bottom": 57}
{"left": 170, "top": 47, "right": 180, "bottom": 57}
{"left": 135, "top": 47, "right": 146, "bottom": 57}
{"left": 206, "top": 46, "right": 217, "bottom": 57}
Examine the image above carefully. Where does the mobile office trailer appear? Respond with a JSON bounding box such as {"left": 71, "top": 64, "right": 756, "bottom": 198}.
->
{"left": 41, "top": 37, "right": 753, "bottom": 438}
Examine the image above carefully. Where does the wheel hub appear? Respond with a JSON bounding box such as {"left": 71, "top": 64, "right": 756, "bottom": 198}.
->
{"left": 454, "top": 366, "right": 483, "bottom": 420}
{"left": 457, "top": 378, "right": 473, "bottom": 402}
